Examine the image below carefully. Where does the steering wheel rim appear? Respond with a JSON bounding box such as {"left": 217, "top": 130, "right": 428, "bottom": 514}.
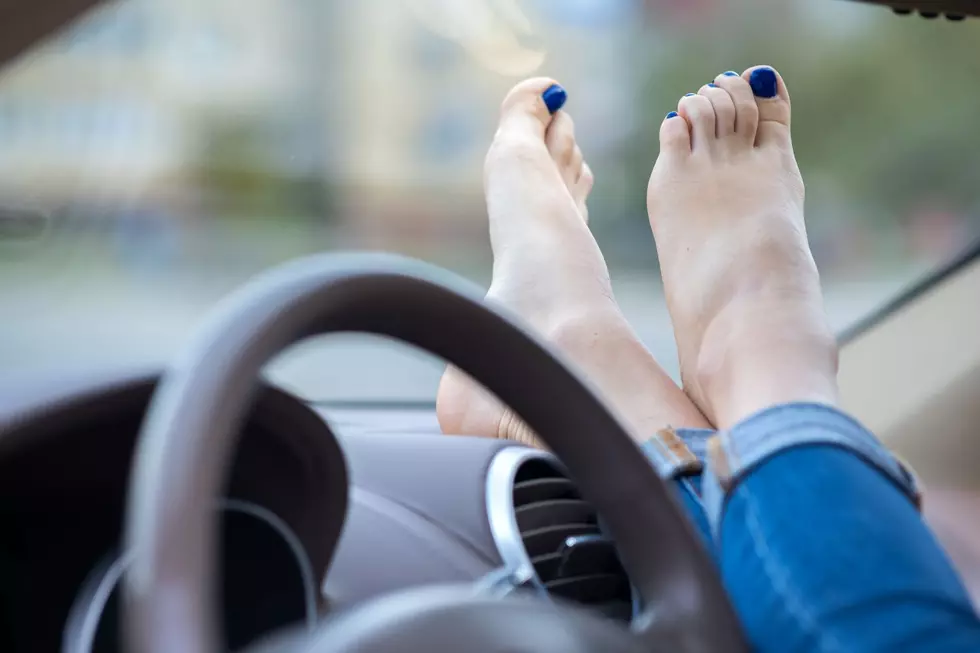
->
{"left": 122, "top": 253, "right": 746, "bottom": 652}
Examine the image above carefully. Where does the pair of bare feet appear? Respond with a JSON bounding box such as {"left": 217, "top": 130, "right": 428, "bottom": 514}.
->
{"left": 436, "top": 66, "right": 839, "bottom": 444}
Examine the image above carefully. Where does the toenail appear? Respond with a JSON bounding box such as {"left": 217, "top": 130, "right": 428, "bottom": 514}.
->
{"left": 684, "top": 93, "right": 695, "bottom": 97}
{"left": 707, "top": 83, "right": 718, "bottom": 88}
{"left": 749, "top": 67, "right": 778, "bottom": 98}
{"left": 666, "top": 111, "right": 679, "bottom": 119}
{"left": 542, "top": 84, "right": 567, "bottom": 114}
{"left": 723, "top": 71, "right": 739, "bottom": 77}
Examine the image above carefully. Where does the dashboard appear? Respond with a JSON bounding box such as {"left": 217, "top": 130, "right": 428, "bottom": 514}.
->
{"left": 0, "top": 366, "right": 626, "bottom": 652}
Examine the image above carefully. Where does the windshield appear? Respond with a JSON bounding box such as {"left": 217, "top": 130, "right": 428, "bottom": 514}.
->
{"left": 1, "top": 0, "right": 978, "bottom": 401}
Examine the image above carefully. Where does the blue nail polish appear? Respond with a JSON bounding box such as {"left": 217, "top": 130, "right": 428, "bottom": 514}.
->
{"left": 684, "top": 93, "right": 695, "bottom": 97}
{"left": 723, "top": 71, "right": 739, "bottom": 77}
{"left": 707, "top": 83, "right": 718, "bottom": 88}
{"left": 542, "top": 84, "right": 567, "bottom": 114}
{"left": 666, "top": 111, "right": 679, "bottom": 119}
{"left": 749, "top": 67, "right": 778, "bottom": 98}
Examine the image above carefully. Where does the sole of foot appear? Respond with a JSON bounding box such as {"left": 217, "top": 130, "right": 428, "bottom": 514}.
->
{"left": 647, "top": 66, "right": 838, "bottom": 430}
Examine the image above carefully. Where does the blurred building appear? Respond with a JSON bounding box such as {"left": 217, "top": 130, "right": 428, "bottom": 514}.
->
{"left": 0, "top": 0, "right": 645, "bottom": 248}
{"left": 0, "top": 0, "right": 311, "bottom": 210}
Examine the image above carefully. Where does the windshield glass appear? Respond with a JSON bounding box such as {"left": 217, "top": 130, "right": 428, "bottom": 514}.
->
{"left": 1, "top": 0, "right": 978, "bottom": 401}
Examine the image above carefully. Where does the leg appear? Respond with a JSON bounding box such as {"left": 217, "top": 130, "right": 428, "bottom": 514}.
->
{"left": 714, "top": 410, "right": 980, "bottom": 652}
{"left": 437, "top": 78, "right": 710, "bottom": 447}
{"left": 648, "top": 65, "right": 980, "bottom": 651}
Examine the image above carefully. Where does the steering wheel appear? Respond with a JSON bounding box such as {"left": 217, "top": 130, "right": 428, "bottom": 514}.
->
{"left": 121, "top": 253, "right": 747, "bottom": 653}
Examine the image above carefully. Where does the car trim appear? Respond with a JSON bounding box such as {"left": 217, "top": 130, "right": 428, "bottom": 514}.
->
{"left": 485, "top": 446, "right": 562, "bottom": 588}
{"left": 839, "top": 235, "right": 980, "bottom": 344}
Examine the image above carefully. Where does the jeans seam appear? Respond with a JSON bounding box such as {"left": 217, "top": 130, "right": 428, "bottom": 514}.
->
{"left": 679, "top": 476, "right": 702, "bottom": 501}
{"left": 736, "top": 479, "right": 845, "bottom": 653}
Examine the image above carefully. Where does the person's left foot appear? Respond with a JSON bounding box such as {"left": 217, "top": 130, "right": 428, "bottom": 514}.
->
{"left": 437, "top": 78, "right": 709, "bottom": 446}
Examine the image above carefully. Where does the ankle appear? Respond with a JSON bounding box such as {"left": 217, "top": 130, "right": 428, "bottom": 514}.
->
{"left": 692, "top": 296, "right": 839, "bottom": 429}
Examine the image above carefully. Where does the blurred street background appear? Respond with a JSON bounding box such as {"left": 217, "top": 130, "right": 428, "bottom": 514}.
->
{"left": 1, "top": 0, "right": 978, "bottom": 401}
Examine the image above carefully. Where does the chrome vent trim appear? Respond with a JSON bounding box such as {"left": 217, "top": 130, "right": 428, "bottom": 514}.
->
{"left": 485, "top": 447, "right": 632, "bottom": 620}
{"left": 485, "top": 447, "right": 554, "bottom": 584}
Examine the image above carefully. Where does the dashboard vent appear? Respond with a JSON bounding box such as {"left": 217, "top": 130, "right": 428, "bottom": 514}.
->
{"left": 487, "top": 449, "right": 633, "bottom": 622}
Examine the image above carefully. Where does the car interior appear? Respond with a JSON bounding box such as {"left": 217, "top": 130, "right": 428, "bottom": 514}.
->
{"left": 0, "top": 1, "right": 978, "bottom": 652}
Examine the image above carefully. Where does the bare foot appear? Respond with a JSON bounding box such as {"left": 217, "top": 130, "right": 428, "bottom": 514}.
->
{"left": 647, "top": 66, "right": 838, "bottom": 430}
{"left": 437, "top": 78, "right": 709, "bottom": 447}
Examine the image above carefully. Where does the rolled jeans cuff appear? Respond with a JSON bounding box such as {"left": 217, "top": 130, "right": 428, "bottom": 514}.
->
{"left": 700, "top": 402, "right": 921, "bottom": 536}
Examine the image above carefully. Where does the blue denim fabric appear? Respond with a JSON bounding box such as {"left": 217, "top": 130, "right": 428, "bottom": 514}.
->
{"left": 701, "top": 403, "right": 920, "bottom": 537}
{"left": 644, "top": 428, "right": 713, "bottom": 547}
{"left": 642, "top": 406, "right": 980, "bottom": 652}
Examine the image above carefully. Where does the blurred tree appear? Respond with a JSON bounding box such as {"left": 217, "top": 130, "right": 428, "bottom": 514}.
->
{"left": 788, "top": 16, "right": 980, "bottom": 218}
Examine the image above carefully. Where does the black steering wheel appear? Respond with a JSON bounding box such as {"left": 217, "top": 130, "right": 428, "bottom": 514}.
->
{"left": 121, "top": 253, "right": 747, "bottom": 653}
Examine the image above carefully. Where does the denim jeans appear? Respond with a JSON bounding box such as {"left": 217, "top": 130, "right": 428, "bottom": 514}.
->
{"left": 642, "top": 403, "right": 980, "bottom": 652}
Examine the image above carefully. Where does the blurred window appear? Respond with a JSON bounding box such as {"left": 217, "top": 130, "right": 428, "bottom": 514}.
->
{"left": 0, "top": 0, "right": 977, "bottom": 400}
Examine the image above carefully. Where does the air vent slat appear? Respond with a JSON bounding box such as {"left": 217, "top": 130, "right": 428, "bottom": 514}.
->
{"left": 557, "top": 542, "right": 624, "bottom": 579}
{"left": 513, "top": 478, "right": 578, "bottom": 505}
{"left": 593, "top": 600, "right": 634, "bottom": 622}
{"left": 531, "top": 541, "right": 624, "bottom": 582}
{"left": 521, "top": 524, "right": 599, "bottom": 558}
{"left": 515, "top": 499, "right": 595, "bottom": 532}
{"left": 488, "top": 450, "right": 632, "bottom": 622}
{"left": 530, "top": 552, "right": 562, "bottom": 581}
{"left": 545, "top": 573, "right": 630, "bottom": 604}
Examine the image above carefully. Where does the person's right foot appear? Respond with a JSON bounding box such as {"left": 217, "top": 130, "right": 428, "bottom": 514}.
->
{"left": 646, "top": 66, "right": 838, "bottom": 429}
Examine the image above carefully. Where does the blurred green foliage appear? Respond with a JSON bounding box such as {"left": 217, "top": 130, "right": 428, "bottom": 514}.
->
{"left": 190, "top": 117, "right": 332, "bottom": 221}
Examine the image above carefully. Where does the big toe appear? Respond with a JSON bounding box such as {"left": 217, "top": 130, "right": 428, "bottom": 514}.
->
{"left": 744, "top": 66, "right": 791, "bottom": 148}
{"left": 497, "top": 77, "right": 566, "bottom": 139}
{"left": 486, "top": 78, "right": 570, "bottom": 199}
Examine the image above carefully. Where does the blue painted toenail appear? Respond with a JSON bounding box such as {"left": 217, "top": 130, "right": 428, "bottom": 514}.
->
{"left": 666, "top": 111, "right": 679, "bottom": 119}
{"left": 542, "top": 84, "right": 567, "bottom": 114}
{"left": 749, "top": 67, "right": 778, "bottom": 98}
{"left": 684, "top": 93, "right": 695, "bottom": 97}
{"left": 723, "top": 71, "right": 739, "bottom": 77}
{"left": 707, "top": 83, "right": 718, "bottom": 88}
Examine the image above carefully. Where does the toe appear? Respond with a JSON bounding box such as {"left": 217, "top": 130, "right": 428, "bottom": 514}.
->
{"left": 498, "top": 77, "right": 564, "bottom": 139}
{"left": 678, "top": 94, "right": 716, "bottom": 151}
{"left": 714, "top": 70, "right": 759, "bottom": 144}
{"left": 743, "top": 66, "right": 791, "bottom": 148}
{"left": 568, "top": 146, "right": 584, "bottom": 184}
{"left": 659, "top": 110, "right": 691, "bottom": 154}
{"left": 699, "top": 83, "right": 736, "bottom": 139}
{"left": 573, "top": 162, "right": 593, "bottom": 221}
{"left": 576, "top": 162, "right": 594, "bottom": 195}
{"left": 486, "top": 78, "right": 567, "bottom": 188}
{"left": 545, "top": 112, "right": 581, "bottom": 187}
{"left": 546, "top": 112, "right": 576, "bottom": 163}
